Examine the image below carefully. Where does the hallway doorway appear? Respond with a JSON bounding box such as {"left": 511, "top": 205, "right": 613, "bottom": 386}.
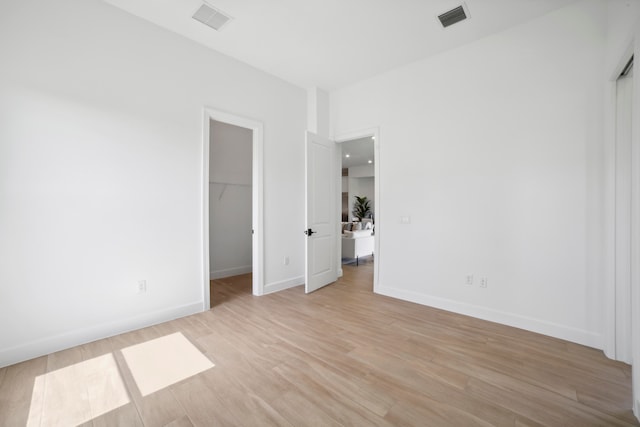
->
{"left": 336, "top": 133, "right": 377, "bottom": 287}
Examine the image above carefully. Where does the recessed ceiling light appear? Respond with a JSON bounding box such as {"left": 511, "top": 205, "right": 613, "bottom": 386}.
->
{"left": 371, "top": 136, "right": 375, "bottom": 140}
{"left": 345, "top": 154, "right": 350, "bottom": 158}
{"left": 368, "top": 160, "right": 372, "bottom": 164}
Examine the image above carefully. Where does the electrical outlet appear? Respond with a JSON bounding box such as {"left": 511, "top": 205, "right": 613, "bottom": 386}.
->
{"left": 284, "top": 256, "right": 290, "bottom": 265}
{"left": 480, "top": 278, "right": 488, "bottom": 288}
{"left": 138, "top": 280, "right": 147, "bottom": 293}
{"left": 465, "top": 275, "right": 473, "bottom": 286}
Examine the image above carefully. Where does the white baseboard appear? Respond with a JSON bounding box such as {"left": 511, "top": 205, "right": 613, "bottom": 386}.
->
{"left": 0, "top": 301, "right": 202, "bottom": 368}
{"left": 376, "top": 286, "right": 602, "bottom": 349}
{"left": 210, "top": 265, "right": 252, "bottom": 279}
{"left": 264, "top": 276, "right": 304, "bottom": 295}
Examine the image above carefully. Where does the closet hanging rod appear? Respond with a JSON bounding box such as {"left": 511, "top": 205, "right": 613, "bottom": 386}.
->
{"left": 209, "top": 181, "right": 251, "bottom": 186}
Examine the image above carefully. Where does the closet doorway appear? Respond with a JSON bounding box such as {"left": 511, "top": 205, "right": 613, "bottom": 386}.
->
{"left": 202, "top": 109, "right": 264, "bottom": 309}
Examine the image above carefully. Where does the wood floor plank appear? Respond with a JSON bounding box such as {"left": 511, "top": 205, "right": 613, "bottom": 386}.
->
{"left": 273, "top": 359, "right": 394, "bottom": 426}
{"left": 0, "top": 262, "right": 638, "bottom": 426}
{"left": 46, "top": 345, "right": 84, "bottom": 372}
{"left": 111, "top": 329, "right": 187, "bottom": 427}
{"left": 270, "top": 342, "right": 396, "bottom": 417}
{"left": 195, "top": 327, "right": 297, "bottom": 401}
{"left": 0, "top": 356, "right": 47, "bottom": 426}
{"left": 465, "top": 377, "right": 636, "bottom": 426}
{"left": 77, "top": 337, "right": 144, "bottom": 427}
{"left": 384, "top": 398, "right": 496, "bottom": 427}
{"left": 90, "top": 403, "right": 144, "bottom": 427}
{"left": 79, "top": 337, "right": 114, "bottom": 360}
{"left": 429, "top": 344, "right": 580, "bottom": 401}
{"left": 192, "top": 366, "right": 294, "bottom": 427}
{"left": 576, "top": 388, "right": 639, "bottom": 425}
{"left": 268, "top": 390, "right": 343, "bottom": 426}
{"left": 349, "top": 346, "right": 521, "bottom": 426}
{"left": 170, "top": 375, "right": 240, "bottom": 426}
{"left": 164, "top": 415, "right": 195, "bottom": 427}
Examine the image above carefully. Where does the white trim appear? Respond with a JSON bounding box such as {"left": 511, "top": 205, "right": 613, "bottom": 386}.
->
{"left": 603, "top": 76, "right": 617, "bottom": 360}
{"left": 203, "top": 112, "right": 211, "bottom": 310}
{"left": 631, "top": 31, "right": 640, "bottom": 421}
{"left": 210, "top": 265, "right": 252, "bottom": 280}
{"left": 606, "top": 31, "right": 640, "bottom": 422}
{"left": 377, "top": 286, "right": 602, "bottom": 349}
{"left": 604, "top": 41, "right": 636, "bottom": 362}
{"left": 334, "top": 127, "right": 381, "bottom": 294}
{"left": 0, "top": 302, "right": 202, "bottom": 368}
{"left": 264, "top": 276, "right": 304, "bottom": 294}
{"left": 202, "top": 108, "right": 265, "bottom": 305}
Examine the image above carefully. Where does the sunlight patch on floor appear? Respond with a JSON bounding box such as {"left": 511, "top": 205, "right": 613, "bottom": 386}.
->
{"left": 27, "top": 353, "right": 129, "bottom": 427}
{"left": 121, "top": 332, "right": 214, "bottom": 396}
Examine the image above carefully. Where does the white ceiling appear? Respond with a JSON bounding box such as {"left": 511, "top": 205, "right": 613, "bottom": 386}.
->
{"left": 341, "top": 137, "right": 375, "bottom": 169}
{"left": 103, "top": 0, "right": 577, "bottom": 90}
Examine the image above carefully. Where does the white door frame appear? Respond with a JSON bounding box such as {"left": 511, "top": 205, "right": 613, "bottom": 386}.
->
{"left": 604, "top": 43, "right": 635, "bottom": 361}
{"left": 334, "top": 127, "right": 381, "bottom": 293}
{"left": 202, "top": 108, "right": 264, "bottom": 309}
{"left": 604, "top": 37, "right": 640, "bottom": 418}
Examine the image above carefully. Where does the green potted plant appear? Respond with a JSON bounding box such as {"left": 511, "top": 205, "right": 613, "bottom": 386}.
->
{"left": 352, "top": 196, "right": 371, "bottom": 221}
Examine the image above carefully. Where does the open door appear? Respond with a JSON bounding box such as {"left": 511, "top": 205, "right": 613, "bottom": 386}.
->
{"left": 305, "top": 131, "right": 338, "bottom": 293}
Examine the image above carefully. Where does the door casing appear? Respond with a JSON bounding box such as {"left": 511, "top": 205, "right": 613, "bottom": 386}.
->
{"left": 202, "top": 108, "right": 264, "bottom": 309}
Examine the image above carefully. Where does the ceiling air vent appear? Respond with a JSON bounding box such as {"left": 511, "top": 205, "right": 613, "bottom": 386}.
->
{"left": 192, "top": 4, "right": 232, "bottom": 31}
{"left": 438, "top": 5, "right": 468, "bottom": 28}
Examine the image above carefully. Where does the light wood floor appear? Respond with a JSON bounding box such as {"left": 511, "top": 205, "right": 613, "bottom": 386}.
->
{"left": 1, "top": 258, "right": 638, "bottom": 426}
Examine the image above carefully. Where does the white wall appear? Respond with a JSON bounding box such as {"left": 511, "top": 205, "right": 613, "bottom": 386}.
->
{"left": 0, "top": 0, "right": 306, "bottom": 367}
{"left": 307, "top": 87, "right": 330, "bottom": 138}
{"left": 210, "top": 120, "right": 253, "bottom": 186}
{"left": 209, "top": 120, "right": 252, "bottom": 279}
{"left": 349, "top": 164, "right": 374, "bottom": 178}
{"left": 331, "top": 0, "right": 607, "bottom": 347}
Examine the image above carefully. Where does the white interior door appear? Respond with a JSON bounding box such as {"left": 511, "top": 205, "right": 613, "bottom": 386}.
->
{"left": 305, "top": 131, "right": 337, "bottom": 293}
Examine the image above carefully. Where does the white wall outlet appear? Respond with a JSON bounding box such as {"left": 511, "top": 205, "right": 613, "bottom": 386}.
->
{"left": 138, "top": 280, "right": 147, "bottom": 293}
{"left": 400, "top": 216, "right": 411, "bottom": 224}
{"left": 465, "top": 275, "right": 473, "bottom": 286}
{"left": 284, "top": 256, "right": 290, "bottom": 265}
{"left": 480, "top": 278, "right": 488, "bottom": 288}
